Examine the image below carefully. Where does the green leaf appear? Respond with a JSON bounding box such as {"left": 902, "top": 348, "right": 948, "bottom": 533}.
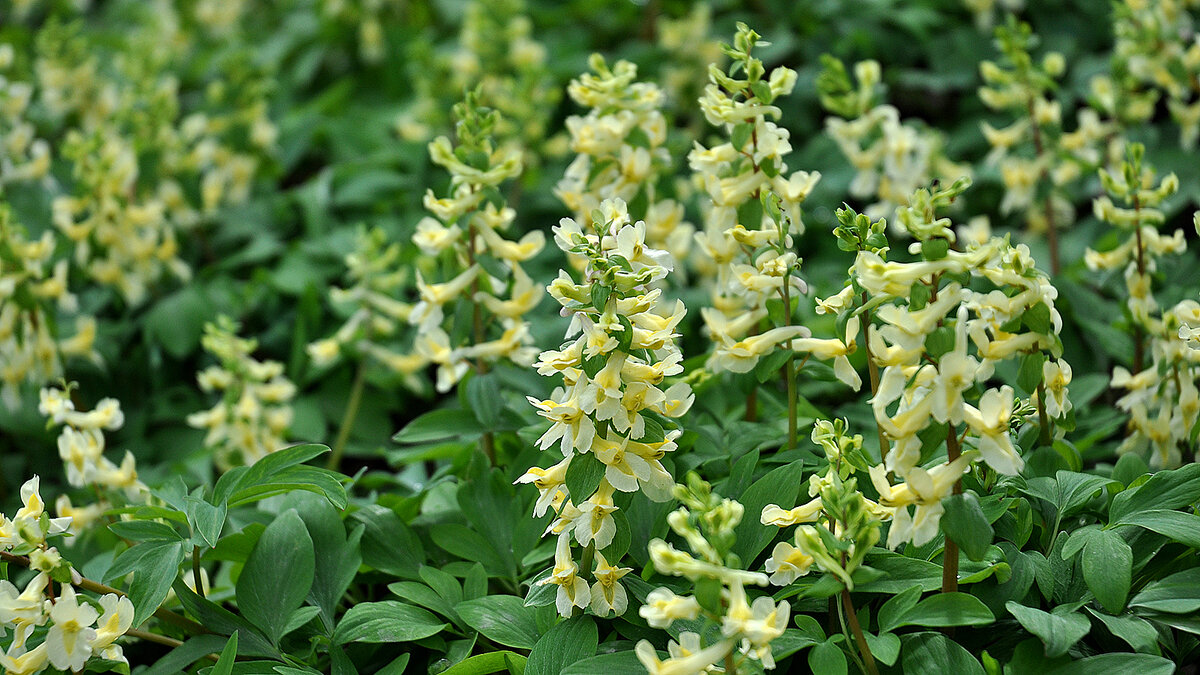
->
{"left": 111, "top": 540, "right": 185, "bottom": 627}
{"left": 922, "top": 237, "right": 949, "bottom": 261}
{"left": 108, "top": 520, "right": 183, "bottom": 543}
{"left": 525, "top": 616, "right": 598, "bottom": 675}
{"left": 393, "top": 408, "right": 486, "bottom": 443}
{"left": 940, "top": 492, "right": 993, "bottom": 561}
{"left": 466, "top": 373, "right": 504, "bottom": 429}
{"left": 890, "top": 592, "right": 994, "bottom": 628}
{"left": 1082, "top": 529, "right": 1131, "bottom": 613}
{"left": 432, "top": 523, "right": 507, "bottom": 575}
{"left": 864, "top": 631, "right": 900, "bottom": 666}
{"left": 1085, "top": 608, "right": 1159, "bottom": 654}
{"left": 212, "top": 632, "right": 238, "bottom": 675}
{"left": 732, "top": 460, "right": 806, "bottom": 562}
{"left": 1044, "top": 653, "right": 1176, "bottom": 675}
{"left": 140, "top": 635, "right": 229, "bottom": 675}
{"left": 1129, "top": 568, "right": 1200, "bottom": 613}
{"left": 334, "top": 601, "right": 447, "bottom": 644}
{"left": 856, "top": 553, "right": 942, "bottom": 593}
{"left": 440, "top": 652, "right": 528, "bottom": 675}
{"left": 878, "top": 585, "right": 922, "bottom": 633}
{"left": 186, "top": 497, "right": 227, "bottom": 549}
{"left": 1109, "top": 463, "right": 1200, "bottom": 522}
{"left": 565, "top": 452, "right": 606, "bottom": 503}
{"left": 731, "top": 122, "right": 753, "bottom": 150}
{"left": 457, "top": 596, "right": 541, "bottom": 649}
{"left": 1023, "top": 302, "right": 1052, "bottom": 334}
{"left": 924, "top": 326, "right": 955, "bottom": 359}
{"left": 354, "top": 504, "right": 425, "bottom": 578}
{"left": 143, "top": 286, "right": 212, "bottom": 358}
{"left": 1005, "top": 602, "right": 1090, "bottom": 658}
{"left": 900, "top": 632, "right": 984, "bottom": 675}
{"left": 562, "top": 651, "right": 653, "bottom": 675}
{"left": 236, "top": 510, "right": 315, "bottom": 645}
{"left": 1017, "top": 352, "right": 1046, "bottom": 394}
{"left": 808, "top": 638, "right": 847, "bottom": 675}
{"left": 1115, "top": 509, "right": 1200, "bottom": 548}
{"left": 590, "top": 283, "right": 611, "bottom": 311}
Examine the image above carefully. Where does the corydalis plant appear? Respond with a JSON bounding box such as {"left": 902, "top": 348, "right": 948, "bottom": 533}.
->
{"left": 39, "top": 385, "right": 146, "bottom": 536}
{"left": 557, "top": 54, "right": 694, "bottom": 269}
{"left": 847, "top": 182, "right": 1070, "bottom": 585}
{"left": 818, "top": 55, "right": 970, "bottom": 225}
{"left": 410, "top": 91, "right": 542, "bottom": 398}
{"left": 518, "top": 197, "right": 693, "bottom": 618}
{"left": 1085, "top": 143, "right": 1199, "bottom": 467}
{"left": 639, "top": 475, "right": 791, "bottom": 674}
{"left": 0, "top": 206, "right": 97, "bottom": 410}
{"left": 187, "top": 317, "right": 296, "bottom": 471}
{"left": 978, "top": 16, "right": 1115, "bottom": 274}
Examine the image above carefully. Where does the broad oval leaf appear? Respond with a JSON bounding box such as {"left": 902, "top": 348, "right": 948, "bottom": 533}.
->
{"left": 333, "top": 601, "right": 446, "bottom": 644}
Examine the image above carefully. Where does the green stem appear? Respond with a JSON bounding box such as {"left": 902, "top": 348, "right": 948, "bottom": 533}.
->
{"left": 842, "top": 588, "right": 879, "bottom": 675}
{"left": 0, "top": 551, "right": 208, "bottom": 635}
{"left": 1036, "top": 381, "right": 1052, "bottom": 448}
{"left": 942, "top": 428, "right": 962, "bottom": 594}
{"left": 191, "top": 546, "right": 205, "bottom": 600}
{"left": 327, "top": 360, "right": 367, "bottom": 471}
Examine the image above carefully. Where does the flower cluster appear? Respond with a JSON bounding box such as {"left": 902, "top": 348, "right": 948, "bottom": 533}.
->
{"left": 1086, "top": 144, "right": 1199, "bottom": 467}
{"left": 0, "top": 45, "right": 51, "bottom": 187}
{"left": 638, "top": 475, "right": 791, "bottom": 672}
{"left": 39, "top": 385, "right": 146, "bottom": 535}
{"left": 654, "top": 4, "right": 724, "bottom": 132}
{"left": 187, "top": 317, "right": 296, "bottom": 471}
{"left": 557, "top": 55, "right": 694, "bottom": 268}
{"left": 410, "top": 92, "right": 541, "bottom": 393}
{"left": 848, "top": 182, "right": 1071, "bottom": 548}
{"left": 519, "top": 197, "right": 693, "bottom": 618}
{"left": 818, "top": 55, "right": 971, "bottom": 224}
{"left": 396, "top": 0, "right": 559, "bottom": 160}
{"left": 1100, "top": 0, "right": 1200, "bottom": 148}
{"left": 308, "top": 227, "right": 426, "bottom": 388}
{"left": 0, "top": 207, "right": 98, "bottom": 410}
{"left": 318, "top": 0, "right": 403, "bottom": 64}
{"left": 0, "top": 477, "right": 135, "bottom": 674}
{"left": 978, "top": 18, "right": 1116, "bottom": 271}
{"left": 690, "top": 24, "right": 821, "bottom": 375}
{"left": 6, "top": 14, "right": 274, "bottom": 305}
{"left": 761, "top": 420, "right": 886, "bottom": 588}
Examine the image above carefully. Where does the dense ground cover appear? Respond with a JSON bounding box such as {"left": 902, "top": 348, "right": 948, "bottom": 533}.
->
{"left": 1, "top": 0, "right": 1200, "bottom": 673}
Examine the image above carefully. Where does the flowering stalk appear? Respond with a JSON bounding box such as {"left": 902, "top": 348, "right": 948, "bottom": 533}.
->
{"left": 0, "top": 206, "right": 98, "bottom": 410}
{"left": 1086, "top": 143, "right": 1199, "bottom": 468}
{"left": 518, "top": 197, "right": 693, "bottom": 619}
{"left": 691, "top": 24, "right": 832, "bottom": 429}
{"left": 979, "top": 17, "right": 1115, "bottom": 275}
{"left": 308, "top": 227, "right": 423, "bottom": 469}
{"left": 817, "top": 55, "right": 971, "bottom": 225}
{"left": 557, "top": 54, "right": 693, "bottom": 270}
{"left": 850, "top": 181, "right": 1070, "bottom": 591}
{"left": 187, "top": 317, "right": 296, "bottom": 471}
{"left": 412, "top": 91, "right": 545, "bottom": 462}
{"left": 639, "top": 474, "right": 791, "bottom": 674}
